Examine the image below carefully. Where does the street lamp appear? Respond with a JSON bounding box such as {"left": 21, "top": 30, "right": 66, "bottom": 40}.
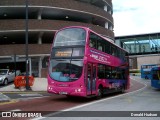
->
{"left": 14, "top": 54, "right": 16, "bottom": 77}
{"left": 25, "top": 0, "right": 31, "bottom": 90}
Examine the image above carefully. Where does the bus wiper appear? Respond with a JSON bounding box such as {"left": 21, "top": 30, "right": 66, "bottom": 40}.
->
{"left": 55, "top": 59, "right": 66, "bottom": 61}
{"left": 72, "top": 59, "right": 82, "bottom": 61}
{"left": 69, "top": 78, "right": 78, "bottom": 81}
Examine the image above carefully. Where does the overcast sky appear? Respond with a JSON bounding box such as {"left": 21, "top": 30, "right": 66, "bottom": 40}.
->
{"left": 112, "top": 0, "right": 160, "bottom": 36}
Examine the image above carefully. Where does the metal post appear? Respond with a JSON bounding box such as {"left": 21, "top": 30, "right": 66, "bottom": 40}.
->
{"left": 25, "top": 0, "right": 31, "bottom": 90}
{"left": 14, "top": 54, "right": 16, "bottom": 77}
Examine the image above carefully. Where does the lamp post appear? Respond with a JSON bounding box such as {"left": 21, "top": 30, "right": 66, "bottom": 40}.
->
{"left": 25, "top": 0, "right": 31, "bottom": 90}
{"left": 14, "top": 54, "right": 16, "bottom": 77}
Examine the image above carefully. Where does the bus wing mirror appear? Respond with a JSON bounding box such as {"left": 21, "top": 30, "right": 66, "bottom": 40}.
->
{"left": 84, "top": 57, "right": 87, "bottom": 64}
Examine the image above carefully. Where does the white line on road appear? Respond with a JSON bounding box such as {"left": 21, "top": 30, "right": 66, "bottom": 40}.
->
{"left": 61, "top": 78, "right": 147, "bottom": 111}
{"left": 32, "top": 78, "right": 147, "bottom": 119}
{"left": 19, "top": 94, "right": 43, "bottom": 97}
{"left": 10, "top": 109, "right": 21, "bottom": 111}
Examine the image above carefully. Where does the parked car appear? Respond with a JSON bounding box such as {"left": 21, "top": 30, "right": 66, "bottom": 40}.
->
{"left": 0, "top": 69, "right": 21, "bottom": 85}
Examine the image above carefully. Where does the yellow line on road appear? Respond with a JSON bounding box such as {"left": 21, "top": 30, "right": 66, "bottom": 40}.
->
{"left": 0, "top": 99, "right": 18, "bottom": 106}
{"left": 0, "top": 91, "right": 47, "bottom": 94}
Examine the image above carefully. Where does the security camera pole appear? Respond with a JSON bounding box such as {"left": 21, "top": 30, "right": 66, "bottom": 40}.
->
{"left": 25, "top": 0, "right": 31, "bottom": 90}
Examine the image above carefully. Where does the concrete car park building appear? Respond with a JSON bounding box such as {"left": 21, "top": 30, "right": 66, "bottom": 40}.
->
{"left": 0, "top": 0, "right": 114, "bottom": 77}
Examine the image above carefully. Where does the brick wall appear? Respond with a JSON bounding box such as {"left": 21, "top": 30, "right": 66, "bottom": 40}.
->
{"left": 137, "top": 55, "right": 160, "bottom": 69}
{"left": 0, "top": 19, "right": 114, "bottom": 38}
{"left": 0, "top": 44, "right": 51, "bottom": 56}
{"left": 0, "top": 0, "right": 113, "bottom": 23}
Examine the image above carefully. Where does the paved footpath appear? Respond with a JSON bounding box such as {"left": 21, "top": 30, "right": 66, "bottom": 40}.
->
{"left": 0, "top": 78, "right": 47, "bottom": 102}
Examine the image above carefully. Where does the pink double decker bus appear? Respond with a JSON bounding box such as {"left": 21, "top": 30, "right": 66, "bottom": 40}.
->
{"left": 48, "top": 26, "right": 130, "bottom": 98}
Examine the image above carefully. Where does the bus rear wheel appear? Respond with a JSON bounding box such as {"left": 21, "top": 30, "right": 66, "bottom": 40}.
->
{"left": 97, "top": 86, "right": 103, "bottom": 99}
{"left": 121, "top": 85, "right": 125, "bottom": 93}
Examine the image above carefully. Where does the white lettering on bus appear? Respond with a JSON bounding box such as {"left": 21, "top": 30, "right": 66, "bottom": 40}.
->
{"left": 90, "top": 54, "right": 111, "bottom": 64}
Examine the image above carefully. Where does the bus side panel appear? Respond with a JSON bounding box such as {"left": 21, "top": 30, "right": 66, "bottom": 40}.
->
{"left": 151, "top": 67, "right": 160, "bottom": 89}
{"left": 151, "top": 80, "right": 160, "bottom": 89}
{"left": 86, "top": 49, "right": 130, "bottom": 91}
{"left": 86, "top": 49, "right": 121, "bottom": 67}
{"left": 96, "top": 78, "right": 128, "bottom": 95}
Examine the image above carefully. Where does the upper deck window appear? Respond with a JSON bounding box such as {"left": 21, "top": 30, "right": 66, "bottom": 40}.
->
{"left": 54, "top": 28, "right": 86, "bottom": 47}
{"left": 89, "top": 32, "right": 128, "bottom": 60}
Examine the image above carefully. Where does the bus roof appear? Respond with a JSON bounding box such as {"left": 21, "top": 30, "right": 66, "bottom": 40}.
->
{"left": 141, "top": 64, "right": 160, "bottom": 66}
{"left": 56, "top": 26, "right": 128, "bottom": 53}
{"left": 151, "top": 66, "right": 160, "bottom": 70}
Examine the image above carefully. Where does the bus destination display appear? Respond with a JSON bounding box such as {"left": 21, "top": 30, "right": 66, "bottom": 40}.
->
{"left": 55, "top": 51, "right": 72, "bottom": 57}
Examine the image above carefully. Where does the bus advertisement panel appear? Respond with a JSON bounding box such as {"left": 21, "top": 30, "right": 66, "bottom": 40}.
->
{"left": 151, "top": 67, "right": 160, "bottom": 89}
{"left": 47, "top": 26, "right": 130, "bottom": 98}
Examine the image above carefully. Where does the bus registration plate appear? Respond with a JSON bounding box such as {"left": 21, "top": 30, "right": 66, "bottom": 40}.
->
{"left": 59, "top": 92, "right": 68, "bottom": 95}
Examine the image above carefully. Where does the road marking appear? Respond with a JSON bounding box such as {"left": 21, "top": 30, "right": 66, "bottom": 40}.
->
{"left": 0, "top": 99, "right": 18, "bottom": 105}
{"left": 11, "top": 109, "right": 21, "bottom": 111}
{"left": 62, "top": 79, "right": 147, "bottom": 112}
{"left": 62, "top": 78, "right": 147, "bottom": 111}
{"left": 1, "top": 91, "right": 46, "bottom": 94}
{"left": 19, "top": 94, "right": 43, "bottom": 97}
{"left": 16, "top": 96, "right": 49, "bottom": 101}
{"left": 33, "top": 78, "right": 147, "bottom": 119}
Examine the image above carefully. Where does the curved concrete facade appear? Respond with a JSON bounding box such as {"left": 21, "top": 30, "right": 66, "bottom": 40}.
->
{"left": 0, "top": 0, "right": 114, "bottom": 77}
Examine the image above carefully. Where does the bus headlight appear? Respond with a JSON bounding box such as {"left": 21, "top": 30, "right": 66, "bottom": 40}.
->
{"left": 75, "top": 88, "right": 81, "bottom": 92}
{"left": 48, "top": 87, "right": 52, "bottom": 90}
{"left": 78, "top": 89, "right": 81, "bottom": 92}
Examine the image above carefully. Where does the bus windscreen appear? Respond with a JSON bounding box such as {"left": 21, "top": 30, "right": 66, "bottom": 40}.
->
{"left": 49, "top": 59, "right": 83, "bottom": 82}
{"left": 54, "top": 28, "right": 86, "bottom": 47}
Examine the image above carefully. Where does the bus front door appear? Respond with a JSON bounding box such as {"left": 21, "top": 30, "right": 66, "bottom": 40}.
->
{"left": 86, "top": 63, "right": 96, "bottom": 96}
